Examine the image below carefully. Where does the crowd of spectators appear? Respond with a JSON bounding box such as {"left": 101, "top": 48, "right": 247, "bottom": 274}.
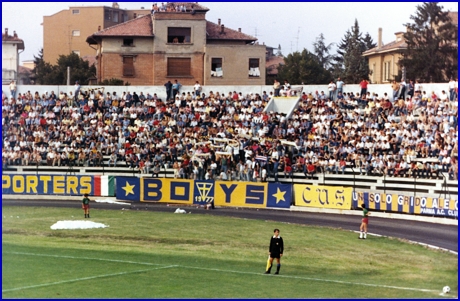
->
{"left": 2, "top": 78, "right": 458, "bottom": 182}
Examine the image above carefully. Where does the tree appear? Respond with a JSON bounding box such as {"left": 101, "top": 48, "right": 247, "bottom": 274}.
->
{"left": 276, "top": 49, "right": 331, "bottom": 85}
{"left": 362, "top": 33, "right": 377, "bottom": 51}
{"left": 32, "top": 48, "right": 54, "bottom": 85}
{"left": 399, "top": 2, "right": 458, "bottom": 82}
{"left": 313, "top": 33, "right": 334, "bottom": 70}
{"left": 332, "top": 19, "right": 376, "bottom": 83}
{"left": 32, "top": 50, "right": 96, "bottom": 85}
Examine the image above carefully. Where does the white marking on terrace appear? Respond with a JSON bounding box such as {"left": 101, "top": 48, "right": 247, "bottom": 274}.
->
{"left": 3, "top": 252, "right": 441, "bottom": 294}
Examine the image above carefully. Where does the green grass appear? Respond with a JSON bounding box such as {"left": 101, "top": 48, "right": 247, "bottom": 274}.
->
{"left": 2, "top": 206, "right": 458, "bottom": 298}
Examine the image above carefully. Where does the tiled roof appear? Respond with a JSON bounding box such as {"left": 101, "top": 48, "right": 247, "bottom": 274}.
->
{"left": 18, "top": 66, "right": 32, "bottom": 75}
{"left": 363, "top": 39, "right": 406, "bottom": 56}
{"left": 206, "top": 21, "right": 257, "bottom": 42}
{"left": 91, "top": 14, "right": 153, "bottom": 38}
{"left": 2, "top": 34, "right": 23, "bottom": 42}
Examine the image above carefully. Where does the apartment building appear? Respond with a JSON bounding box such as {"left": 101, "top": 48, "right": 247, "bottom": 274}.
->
{"left": 42, "top": 2, "right": 148, "bottom": 64}
{"left": 86, "top": 3, "right": 266, "bottom": 86}
{"left": 363, "top": 11, "right": 458, "bottom": 84}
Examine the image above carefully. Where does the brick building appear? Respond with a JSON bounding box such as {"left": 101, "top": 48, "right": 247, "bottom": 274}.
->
{"left": 86, "top": 3, "right": 266, "bottom": 86}
{"left": 42, "top": 3, "right": 149, "bottom": 64}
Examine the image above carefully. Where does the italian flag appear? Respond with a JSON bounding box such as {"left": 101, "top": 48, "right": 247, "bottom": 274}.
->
{"left": 93, "top": 175, "right": 115, "bottom": 196}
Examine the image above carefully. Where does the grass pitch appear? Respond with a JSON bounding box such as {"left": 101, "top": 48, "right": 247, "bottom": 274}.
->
{"left": 2, "top": 206, "right": 457, "bottom": 298}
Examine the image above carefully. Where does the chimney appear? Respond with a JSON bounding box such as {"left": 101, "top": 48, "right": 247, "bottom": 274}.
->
{"left": 378, "top": 28, "right": 382, "bottom": 48}
{"left": 98, "top": 25, "right": 101, "bottom": 31}
{"left": 13, "top": 31, "right": 17, "bottom": 38}
{"left": 5, "top": 28, "right": 8, "bottom": 36}
{"left": 220, "top": 24, "right": 224, "bottom": 34}
{"left": 218, "top": 18, "right": 221, "bottom": 25}
{"left": 238, "top": 28, "right": 241, "bottom": 32}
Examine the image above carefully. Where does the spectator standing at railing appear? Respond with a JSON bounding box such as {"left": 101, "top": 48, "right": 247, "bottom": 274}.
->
{"left": 399, "top": 79, "right": 407, "bottom": 100}
{"left": 328, "top": 80, "right": 336, "bottom": 100}
{"left": 273, "top": 79, "right": 281, "bottom": 97}
{"left": 194, "top": 81, "right": 202, "bottom": 97}
{"left": 74, "top": 81, "right": 81, "bottom": 103}
{"left": 359, "top": 78, "right": 369, "bottom": 98}
{"left": 336, "top": 77, "right": 345, "bottom": 98}
{"left": 9, "top": 81, "right": 16, "bottom": 99}
{"left": 407, "top": 80, "right": 415, "bottom": 99}
{"left": 448, "top": 78, "right": 456, "bottom": 101}
{"left": 172, "top": 80, "right": 182, "bottom": 100}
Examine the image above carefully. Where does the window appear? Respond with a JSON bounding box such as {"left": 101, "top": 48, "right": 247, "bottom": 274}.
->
{"left": 211, "top": 58, "right": 223, "bottom": 77}
{"left": 113, "top": 11, "right": 119, "bottom": 22}
{"left": 123, "top": 38, "right": 134, "bottom": 46}
{"left": 167, "top": 27, "right": 191, "bottom": 43}
{"left": 167, "top": 58, "right": 191, "bottom": 76}
{"left": 123, "top": 56, "right": 135, "bottom": 77}
{"left": 72, "top": 9, "right": 80, "bottom": 14}
{"left": 383, "top": 61, "right": 391, "bottom": 82}
{"left": 72, "top": 50, "right": 80, "bottom": 57}
{"left": 122, "top": 13, "right": 128, "bottom": 22}
{"left": 248, "top": 58, "right": 260, "bottom": 77}
{"left": 72, "top": 30, "right": 80, "bottom": 37}
{"left": 104, "top": 10, "right": 111, "bottom": 20}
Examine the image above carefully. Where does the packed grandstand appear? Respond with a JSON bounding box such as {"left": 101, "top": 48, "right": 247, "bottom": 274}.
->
{"left": 1, "top": 83, "right": 458, "bottom": 182}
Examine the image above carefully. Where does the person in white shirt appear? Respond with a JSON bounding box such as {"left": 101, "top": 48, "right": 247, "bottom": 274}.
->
{"left": 193, "top": 81, "right": 202, "bottom": 97}
{"left": 328, "top": 80, "right": 336, "bottom": 100}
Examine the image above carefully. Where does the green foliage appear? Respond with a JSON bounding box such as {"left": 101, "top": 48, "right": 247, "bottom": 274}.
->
{"left": 400, "top": 2, "right": 458, "bottom": 82}
{"left": 2, "top": 206, "right": 457, "bottom": 298}
{"left": 277, "top": 49, "right": 332, "bottom": 85}
{"left": 32, "top": 49, "right": 54, "bottom": 85}
{"left": 99, "top": 78, "right": 130, "bottom": 86}
{"left": 313, "top": 33, "right": 334, "bottom": 70}
{"left": 332, "top": 19, "right": 375, "bottom": 83}
{"left": 32, "top": 49, "right": 96, "bottom": 85}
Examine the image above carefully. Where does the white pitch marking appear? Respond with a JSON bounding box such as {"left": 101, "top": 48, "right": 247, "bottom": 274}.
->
{"left": 179, "top": 265, "right": 439, "bottom": 293}
{"left": 3, "top": 252, "right": 442, "bottom": 294}
{"left": 2, "top": 265, "right": 177, "bottom": 293}
{"left": 4, "top": 251, "right": 164, "bottom": 266}
{"left": 351, "top": 231, "right": 458, "bottom": 255}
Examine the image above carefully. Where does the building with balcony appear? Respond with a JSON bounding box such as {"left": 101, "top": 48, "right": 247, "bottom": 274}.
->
{"left": 2, "top": 28, "right": 25, "bottom": 85}
{"left": 86, "top": 3, "right": 266, "bottom": 86}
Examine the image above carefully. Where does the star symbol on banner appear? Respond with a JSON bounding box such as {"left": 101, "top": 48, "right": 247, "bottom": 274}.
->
{"left": 122, "top": 181, "right": 135, "bottom": 196}
{"left": 272, "top": 188, "right": 286, "bottom": 204}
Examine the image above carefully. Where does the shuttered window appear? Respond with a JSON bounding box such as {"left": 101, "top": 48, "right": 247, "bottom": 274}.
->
{"left": 167, "top": 58, "right": 191, "bottom": 76}
{"left": 123, "top": 56, "right": 134, "bottom": 77}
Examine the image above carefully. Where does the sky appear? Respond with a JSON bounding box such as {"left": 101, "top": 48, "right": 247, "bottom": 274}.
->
{"left": 2, "top": 2, "right": 458, "bottom": 64}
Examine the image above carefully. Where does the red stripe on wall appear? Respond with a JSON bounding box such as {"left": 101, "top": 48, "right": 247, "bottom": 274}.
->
{"left": 94, "top": 175, "right": 101, "bottom": 196}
